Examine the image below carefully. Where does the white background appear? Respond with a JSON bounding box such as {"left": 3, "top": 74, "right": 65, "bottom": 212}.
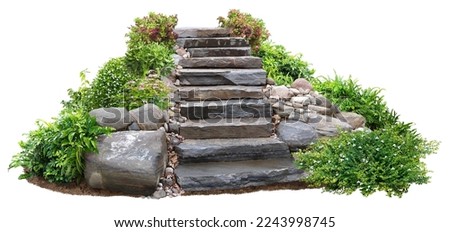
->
{"left": 1, "top": 0, "right": 449, "bottom": 231}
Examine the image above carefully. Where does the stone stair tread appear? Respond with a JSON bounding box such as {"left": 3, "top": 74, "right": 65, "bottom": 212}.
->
{"left": 175, "top": 28, "right": 231, "bottom": 38}
{"left": 180, "top": 99, "right": 271, "bottom": 119}
{"left": 178, "top": 68, "right": 266, "bottom": 86}
{"left": 179, "top": 117, "right": 272, "bottom": 139}
{"left": 175, "top": 137, "right": 291, "bottom": 163}
{"left": 178, "top": 85, "right": 264, "bottom": 100}
{"left": 176, "top": 158, "right": 304, "bottom": 192}
{"left": 188, "top": 47, "right": 251, "bottom": 57}
{"left": 177, "top": 37, "right": 249, "bottom": 48}
{"left": 179, "top": 56, "right": 262, "bottom": 69}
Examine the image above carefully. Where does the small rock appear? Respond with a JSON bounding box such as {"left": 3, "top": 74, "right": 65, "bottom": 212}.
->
{"left": 315, "top": 95, "right": 332, "bottom": 108}
{"left": 274, "top": 105, "right": 295, "bottom": 118}
{"left": 267, "top": 78, "right": 276, "bottom": 85}
{"left": 272, "top": 102, "right": 281, "bottom": 109}
{"left": 291, "top": 96, "right": 311, "bottom": 105}
{"left": 269, "top": 95, "right": 280, "bottom": 104}
{"left": 128, "top": 122, "right": 140, "bottom": 131}
{"left": 165, "top": 167, "right": 174, "bottom": 175}
{"left": 176, "top": 47, "right": 187, "bottom": 56}
{"left": 174, "top": 79, "right": 180, "bottom": 86}
{"left": 271, "top": 86, "right": 293, "bottom": 99}
{"left": 291, "top": 78, "right": 313, "bottom": 91}
{"left": 289, "top": 88, "right": 300, "bottom": 96}
{"left": 89, "top": 107, "right": 131, "bottom": 130}
{"left": 340, "top": 112, "right": 366, "bottom": 129}
{"left": 152, "top": 189, "right": 167, "bottom": 199}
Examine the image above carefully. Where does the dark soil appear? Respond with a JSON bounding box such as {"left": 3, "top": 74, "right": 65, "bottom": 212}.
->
{"left": 27, "top": 176, "right": 309, "bottom": 197}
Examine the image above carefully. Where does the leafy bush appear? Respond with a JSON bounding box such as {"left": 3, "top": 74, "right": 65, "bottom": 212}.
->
{"left": 311, "top": 74, "right": 399, "bottom": 130}
{"left": 295, "top": 124, "right": 439, "bottom": 197}
{"left": 9, "top": 109, "right": 113, "bottom": 183}
{"left": 62, "top": 69, "right": 93, "bottom": 111}
{"left": 256, "top": 41, "right": 315, "bottom": 85}
{"left": 116, "top": 78, "right": 170, "bottom": 110}
{"left": 218, "top": 9, "right": 269, "bottom": 53}
{"left": 126, "top": 12, "right": 178, "bottom": 49}
{"left": 125, "top": 42, "right": 174, "bottom": 78}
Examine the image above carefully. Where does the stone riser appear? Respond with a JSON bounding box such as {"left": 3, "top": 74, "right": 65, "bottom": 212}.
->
{"left": 178, "top": 69, "right": 266, "bottom": 86}
{"left": 177, "top": 37, "right": 248, "bottom": 48}
{"left": 178, "top": 86, "right": 264, "bottom": 101}
{"left": 176, "top": 158, "right": 304, "bottom": 192}
{"left": 175, "top": 138, "right": 291, "bottom": 163}
{"left": 178, "top": 56, "right": 262, "bottom": 69}
{"left": 179, "top": 118, "right": 272, "bottom": 139}
{"left": 175, "top": 28, "right": 231, "bottom": 38}
{"left": 188, "top": 47, "right": 251, "bottom": 57}
{"left": 180, "top": 99, "right": 271, "bottom": 120}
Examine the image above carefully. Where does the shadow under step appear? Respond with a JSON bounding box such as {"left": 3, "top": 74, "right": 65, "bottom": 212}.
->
{"left": 176, "top": 158, "right": 304, "bottom": 192}
{"left": 179, "top": 117, "right": 272, "bottom": 139}
{"left": 175, "top": 137, "right": 290, "bottom": 163}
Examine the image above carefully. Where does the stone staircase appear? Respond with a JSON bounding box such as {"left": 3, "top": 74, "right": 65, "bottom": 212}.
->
{"left": 173, "top": 28, "right": 303, "bottom": 193}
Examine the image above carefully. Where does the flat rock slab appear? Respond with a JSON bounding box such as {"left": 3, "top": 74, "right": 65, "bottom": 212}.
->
{"left": 188, "top": 47, "right": 251, "bottom": 57}
{"left": 276, "top": 120, "right": 318, "bottom": 151}
{"left": 178, "top": 69, "right": 266, "bottom": 86}
{"left": 176, "top": 158, "right": 304, "bottom": 192}
{"left": 175, "top": 138, "right": 290, "bottom": 163}
{"left": 180, "top": 99, "right": 271, "bottom": 119}
{"left": 178, "top": 86, "right": 264, "bottom": 100}
{"left": 180, "top": 117, "right": 272, "bottom": 139}
{"left": 179, "top": 57, "right": 262, "bottom": 69}
{"left": 84, "top": 130, "right": 167, "bottom": 196}
{"left": 175, "top": 28, "right": 231, "bottom": 38}
{"left": 177, "top": 37, "right": 249, "bottom": 48}
{"left": 307, "top": 114, "right": 353, "bottom": 137}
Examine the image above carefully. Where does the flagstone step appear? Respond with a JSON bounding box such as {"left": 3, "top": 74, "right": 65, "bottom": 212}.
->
{"left": 179, "top": 117, "right": 272, "bottom": 139}
{"left": 177, "top": 37, "right": 248, "bottom": 48}
{"left": 178, "top": 85, "right": 264, "bottom": 101}
{"left": 178, "top": 69, "right": 266, "bottom": 86}
{"left": 179, "top": 56, "right": 262, "bottom": 69}
{"left": 175, "top": 138, "right": 290, "bottom": 163}
{"left": 176, "top": 158, "right": 304, "bottom": 192}
{"left": 180, "top": 99, "right": 271, "bottom": 119}
{"left": 175, "top": 28, "right": 231, "bottom": 38}
{"left": 188, "top": 47, "right": 251, "bottom": 57}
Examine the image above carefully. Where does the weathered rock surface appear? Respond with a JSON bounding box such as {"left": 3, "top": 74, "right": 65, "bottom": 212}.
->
{"left": 340, "top": 112, "right": 366, "bottom": 129}
{"left": 89, "top": 107, "right": 131, "bottom": 130}
{"left": 175, "top": 138, "right": 290, "bottom": 163}
{"left": 180, "top": 99, "right": 271, "bottom": 119}
{"left": 179, "top": 56, "right": 262, "bottom": 69}
{"left": 129, "top": 104, "right": 167, "bottom": 130}
{"left": 84, "top": 130, "right": 168, "bottom": 196}
{"left": 180, "top": 118, "right": 272, "bottom": 139}
{"left": 178, "top": 86, "right": 264, "bottom": 100}
{"left": 276, "top": 120, "right": 318, "bottom": 151}
{"left": 175, "top": 28, "right": 231, "bottom": 38}
{"left": 271, "top": 86, "right": 294, "bottom": 99}
{"left": 188, "top": 47, "right": 251, "bottom": 57}
{"left": 176, "top": 158, "right": 304, "bottom": 192}
{"left": 308, "top": 114, "right": 352, "bottom": 137}
{"left": 308, "top": 105, "right": 334, "bottom": 116}
{"left": 178, "top": 69, "right": 266, "bottom": 86}
{"left": 291, "top": 78, "right": 313, "bottom": 91}
{"left": 177, "top": 37, "right": 249, "bottom": 48}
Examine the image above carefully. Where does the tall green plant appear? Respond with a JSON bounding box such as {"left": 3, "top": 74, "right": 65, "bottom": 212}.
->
{"left": 9, "top": 109, "right": 113, "bottom": 183}
{"left": 125, "top": 42, "right": 174, "bottom": 78}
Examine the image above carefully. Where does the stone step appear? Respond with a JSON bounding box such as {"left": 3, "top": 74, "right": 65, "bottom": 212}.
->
{"left": 179, "top": 117, "right": 272, "bottom": 139}
{"left": 178, "top": 69, "right": 266, "bottom": 86}
{"left": 188, "top": 47, "right": 251, "bottom": 57}
{"left": 175, "top": 138, "right": 290, "bottom": 164}
{"left": 178, "top": 86, "right": 264, "bottom": 101}
{"left": 179, "top": 56, "right": 262, "bottom": 69}
{"left": 175, "top": 28, "right": 231, "bottom": 38}
{"left": 176, "top": 158, "right": 304, "bottom": 192}
{"left": 177, "top": 37, "right": 248, "bottom": 48}
{"left": 180, "top": 99, "right": 271, "bottom": 119}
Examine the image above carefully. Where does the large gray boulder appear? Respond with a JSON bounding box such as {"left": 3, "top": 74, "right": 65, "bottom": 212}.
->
{"left": 276, "top": 120, "right": 318, "bottom": 151}
{"left": 308, "top": 114, "right": 353, "bottom": 137}
{"left": 89, "top": 107, "right": 131, "bottom": 130}
{"left": 84, "top": 130, "right": 168, "bottom": 196}
{"left": 129, "top": 104, "right": 167, "bottom": 130}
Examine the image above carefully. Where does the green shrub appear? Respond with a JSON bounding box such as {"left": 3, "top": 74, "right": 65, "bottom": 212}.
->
{"left": 312, "top": 74, "right": 398, "bottom": 130}
{"left": 125, "top": 42, "right": 174, "bottom": 78}
{"left": 62, "top": 69, "right": 93, "bottom": 111}
{"left": 256, "top": 41, "right": 315, "bottom": 85}
{"left": 218, "top": 9, "right": 269, "bottom": 53}
{"left": 295, "top": 124, "right": 439, "bottom": 197}
{"left": 116, "top": 78, "right": 170, "bottom": 110}
{"left": 126, "top": 12, "right": 178, "bottom": 49}
{"left": 9, "top": 109, "right": 113, "bottom": 183}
